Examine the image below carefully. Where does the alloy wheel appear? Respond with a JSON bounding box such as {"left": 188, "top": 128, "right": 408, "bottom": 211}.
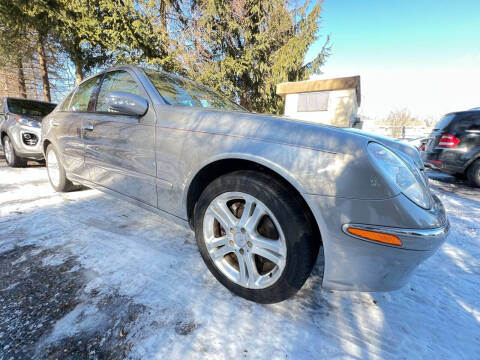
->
{"left": 202, "top": 192, "right": 287, "bottom": 289}
{"left": 4, "top": 137, "right": 13, "bottom": 164}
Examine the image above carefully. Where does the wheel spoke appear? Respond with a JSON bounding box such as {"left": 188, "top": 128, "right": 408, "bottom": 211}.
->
{"left": 244, "top": 204, "right": 265, "bottom": 233}
{"left": 238, "top": 198, "right": 254, "bottom": 227}
{"left": 251, "top": 246, "right": 282, "bottom": 265}
{"left": 206, "top": 236, "right": 228, "bottom": 250}
{"left": 249, "top": 234, "right": 282, "bottom": 254}
{"left": 236, "top": 251, "right": 248, "bottom": 286}
{"left": 209, "top": 244, "right": 234, "bottom": 260}
{"left": 244, "top": 253, "right": 260, "bottom": 287}
{"left": 209, "top": 200, "right": 237, "bottom": 230}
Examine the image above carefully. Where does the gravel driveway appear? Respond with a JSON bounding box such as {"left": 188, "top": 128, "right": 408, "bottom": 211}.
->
{"left": 0, "top": 152, "right": 479, "bottom": 359}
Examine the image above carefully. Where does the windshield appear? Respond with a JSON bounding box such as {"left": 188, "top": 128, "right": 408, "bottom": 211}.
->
{"left": 7, "top": 99, "right": 56, "bottom": 117}
{"left": 145, "top": 70, "right": 245, "bottom": 112}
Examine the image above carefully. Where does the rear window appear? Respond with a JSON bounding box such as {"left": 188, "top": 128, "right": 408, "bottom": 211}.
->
{"left": 434, "top": 114, "right": 456, "bottom": 130}
{"left": 7, "top": 99, "right": 56, "bottom": 117}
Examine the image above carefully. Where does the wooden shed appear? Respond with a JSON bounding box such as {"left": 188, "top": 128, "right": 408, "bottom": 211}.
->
{"left": 277, "top": 76, "right": 361, "bottom": 127}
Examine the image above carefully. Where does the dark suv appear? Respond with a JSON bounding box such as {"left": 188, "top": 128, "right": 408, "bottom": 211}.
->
{"left": 421, "top": 110, "right": 480, "bottom": 187}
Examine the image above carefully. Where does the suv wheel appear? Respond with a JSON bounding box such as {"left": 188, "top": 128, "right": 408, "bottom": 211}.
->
{"left": 467, "top": 159, "right": 480, "bottom": 188}
{"left": 2, "top": 135, "right": 27, "bottom": 167}
{"left": 194, "top": 170, "right": 320, "bottom": 303}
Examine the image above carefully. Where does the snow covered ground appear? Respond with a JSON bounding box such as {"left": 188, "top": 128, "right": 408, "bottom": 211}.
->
{"left": 0, "top": 154, "right": 479, "bottom": 359}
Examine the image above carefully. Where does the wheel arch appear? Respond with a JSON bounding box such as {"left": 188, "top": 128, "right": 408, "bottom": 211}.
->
{"left": 463, "top": 150, "right": 480, "bottom": 172}
{"left": 184, "top": 155, "right": 323, "bottom": 248}
{"left": 42, "top": 138, "right": 52, "bottom": 156}
{"left": 0, "top": 130, "right": 7, "bottom": 144}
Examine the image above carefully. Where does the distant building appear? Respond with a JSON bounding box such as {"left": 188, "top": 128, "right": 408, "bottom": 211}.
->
{"left": 276, "top": 76, "right": 361, "bottom": 127}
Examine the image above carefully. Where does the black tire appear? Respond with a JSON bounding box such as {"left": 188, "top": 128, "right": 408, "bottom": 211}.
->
{"left": 45, "top": 144, "right": 76, "bottom": 192}
{"left": 194, "top": 170, "right": 320, "bottom": 303}
{"left": 2, "top": 135, "right": 27, "bottom": 167}
{"left": 467, "top": 159, "right": 480, "bottom": 188}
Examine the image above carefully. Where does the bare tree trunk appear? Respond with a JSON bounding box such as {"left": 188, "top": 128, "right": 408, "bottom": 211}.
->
{"left": 74, "top": 62, "right": 83, "bottom": 84}
{"left": 17, "top": 58, "right": 27, "bottom": 98}
{"left": 37, "top": 38, "right": 51, "bottom": 102}
{"left": 160, "top": 0, "right": 167, "bottom": 31}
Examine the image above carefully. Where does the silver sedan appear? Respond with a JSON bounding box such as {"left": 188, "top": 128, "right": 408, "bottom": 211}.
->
{"left": 41, "top": 65, "right": 449, "bottom": 303}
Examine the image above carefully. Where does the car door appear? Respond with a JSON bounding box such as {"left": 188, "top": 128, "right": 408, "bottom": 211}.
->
{"left": 52, "top": 76, "right": 101, "bottom": 179}
{"left": 84, "top": 69, "right": 157, "bottom": 207}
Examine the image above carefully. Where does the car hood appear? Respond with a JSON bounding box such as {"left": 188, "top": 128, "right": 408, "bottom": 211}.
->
{"left": 193, "top": 109, "right": 423, "bottom": 168}
{"left": 10, "top": 113, "right": 44, "bottom": 122}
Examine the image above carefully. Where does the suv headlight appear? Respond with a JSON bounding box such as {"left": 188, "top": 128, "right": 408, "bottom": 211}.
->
{"left": 368, "top": 142, "right": 431, "bottom": 209}
{"left": 17, "top": 117, "right": 40, "bottom": 128}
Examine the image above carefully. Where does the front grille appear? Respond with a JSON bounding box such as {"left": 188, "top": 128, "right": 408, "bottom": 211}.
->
{"left": 22, "top": 133, "right": 38, "bottom": 146}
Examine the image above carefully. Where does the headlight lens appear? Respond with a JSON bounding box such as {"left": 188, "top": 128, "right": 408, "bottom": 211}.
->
{"left": 368, "top": 142, "right": 431, "bottom": 209}
{"left": 17, "top": 117, "right": 40, "bottom": 128}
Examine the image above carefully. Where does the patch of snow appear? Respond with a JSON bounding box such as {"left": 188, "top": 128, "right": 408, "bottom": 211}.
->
{"left": 0, "top": 161, "right": 479, "bottom": 359}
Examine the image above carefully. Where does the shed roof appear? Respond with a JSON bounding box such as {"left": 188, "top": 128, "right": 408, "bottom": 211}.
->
{"left": 276, "top": 75, "right": 361, "bottom": 106}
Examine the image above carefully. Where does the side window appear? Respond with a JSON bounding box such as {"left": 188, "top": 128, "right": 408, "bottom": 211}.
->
{"left": 96, "top": 71, "right": 142, "bottom": 113}
{"left": 69, "top": 76, "right": 101, "bottom": 112}
{"left": 60, "top": 90, "right": 75, "bottom": 111}
{"left": 472, "top": 115, "right": 480, "bottom": 130}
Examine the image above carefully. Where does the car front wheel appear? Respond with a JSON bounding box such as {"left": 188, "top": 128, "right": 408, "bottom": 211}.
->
{"left": 3, "top": 135, "right": 27, "bottom": 167}
{"left": 194, "top": 170, "right": 320, "bottom": 303}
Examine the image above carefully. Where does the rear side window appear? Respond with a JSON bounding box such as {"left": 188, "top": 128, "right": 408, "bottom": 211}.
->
{"left": 96, "top": 71, "right": 142, "bottom": 113}
{"left": 434, "top": 114, "right": 456, "bottom": 130}
{"left": 70, "top": 76, "right": 101, "bottom": 112}
{"left": 453, "top": 114, "right": 480, "bottom": 131}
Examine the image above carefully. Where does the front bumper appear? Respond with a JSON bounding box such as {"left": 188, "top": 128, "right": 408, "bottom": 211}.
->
{"left": 306, "top": 193, "right": 449, "bottom": 291}
{"left": 9, "top": 124, "right": 43, "bottom": 159}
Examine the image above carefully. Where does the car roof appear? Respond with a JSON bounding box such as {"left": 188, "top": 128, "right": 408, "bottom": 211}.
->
{"left": 81, "top": 64, "right": 194, "bottom": 86}
{"left": 444, "top": 110, "right": 480, "bottom": 118}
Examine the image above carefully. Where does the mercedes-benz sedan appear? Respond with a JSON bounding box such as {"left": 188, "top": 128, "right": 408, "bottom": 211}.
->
{"left": 41, "top": 66, "right": 449, "bottom": 303}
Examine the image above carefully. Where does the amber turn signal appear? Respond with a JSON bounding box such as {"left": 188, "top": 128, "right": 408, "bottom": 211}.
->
{"left": 347, "top": 227, "right": 402, "bottom": 246}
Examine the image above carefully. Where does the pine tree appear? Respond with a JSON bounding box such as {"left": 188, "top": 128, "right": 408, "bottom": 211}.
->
{"left": 182, "top": 0, "right": 330, "bottom": 114}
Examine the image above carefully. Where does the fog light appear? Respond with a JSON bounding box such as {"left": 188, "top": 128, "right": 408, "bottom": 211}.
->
{"left": 346, "top": 227, "right": 402, "bottom": 246}
{"left": 22, "top": 133, "right": 38, "bottom": 146}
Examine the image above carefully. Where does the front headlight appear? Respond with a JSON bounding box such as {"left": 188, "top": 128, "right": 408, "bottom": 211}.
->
{"left": 17, "top": 117, "right": 40, "bottom": 128}
{"left": 368, "top": 142, "right": 431, "bottom": 209}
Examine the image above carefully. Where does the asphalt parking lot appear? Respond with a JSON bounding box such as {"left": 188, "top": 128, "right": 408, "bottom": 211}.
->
{"left": 0, "top": 151, "right": 479, "bottom": 359}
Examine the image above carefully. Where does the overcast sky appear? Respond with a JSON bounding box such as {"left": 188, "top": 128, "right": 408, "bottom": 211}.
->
{"left": 306, "top": 0, "right": 480, "bottom": 121}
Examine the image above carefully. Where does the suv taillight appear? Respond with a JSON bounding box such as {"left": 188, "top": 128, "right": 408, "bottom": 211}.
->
{"left": 438, "top": 133, "right": 460, "bottom": 148}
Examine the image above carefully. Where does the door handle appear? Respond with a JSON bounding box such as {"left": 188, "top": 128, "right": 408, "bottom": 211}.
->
{"left": 83, "top": 123, "right": 94, "bottom": 131}
{"left": 52, "top": 121, "right": 60, "bottom": 127}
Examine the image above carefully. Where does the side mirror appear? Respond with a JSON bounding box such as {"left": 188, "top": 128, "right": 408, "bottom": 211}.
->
{"left": 105, "top": 91, "right": 148, "bottom": 116}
